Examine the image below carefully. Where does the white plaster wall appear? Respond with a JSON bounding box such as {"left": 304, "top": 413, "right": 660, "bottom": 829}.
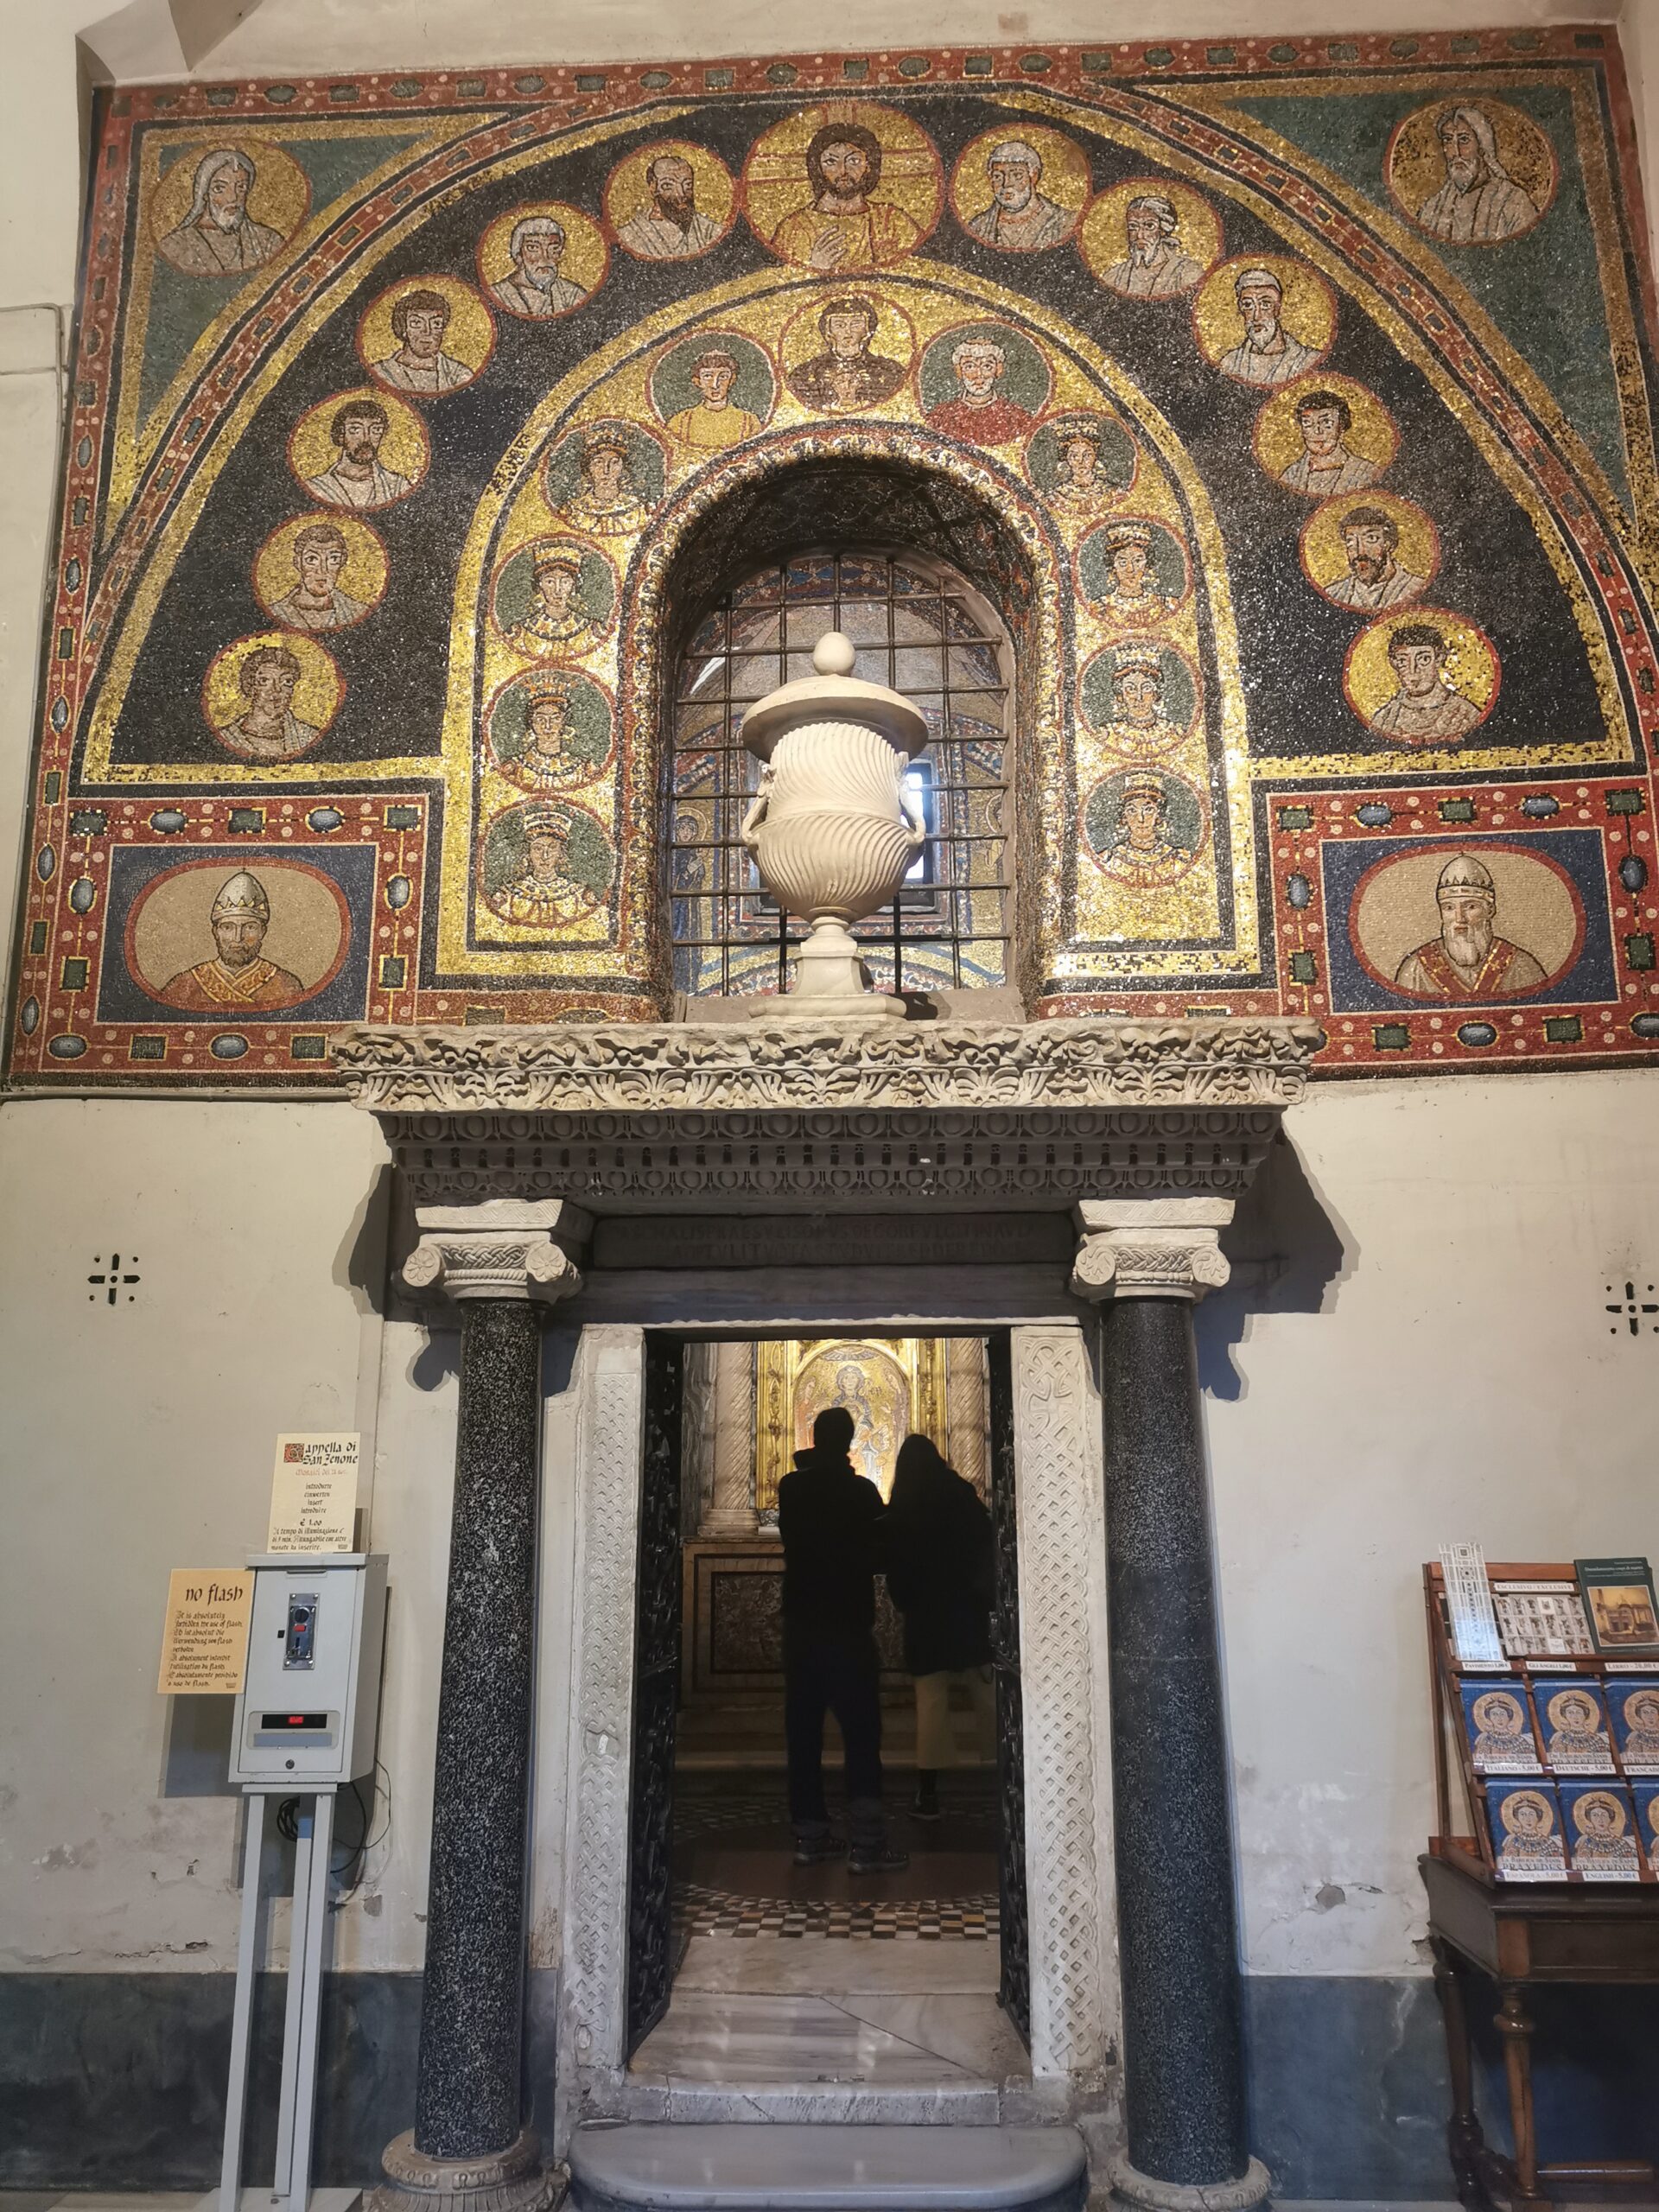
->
{"left": 0, "top": 1099, "right": 395, "bottom": 1967}
{"left": 0, "top": 0, "right": 1657, "bottom": 1990}
{"left": 1210, "top": 1071, "right": 1659, "bottom": 1977}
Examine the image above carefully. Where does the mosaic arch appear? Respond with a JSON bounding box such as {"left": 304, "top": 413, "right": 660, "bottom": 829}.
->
{"left": 13, "top": 29, "right": 1659, "bottom": 1086}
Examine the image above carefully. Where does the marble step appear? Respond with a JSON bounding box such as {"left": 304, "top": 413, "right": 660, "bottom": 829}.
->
{"left": 567, "top": 2121, "right": 1088, "bottom": 2212}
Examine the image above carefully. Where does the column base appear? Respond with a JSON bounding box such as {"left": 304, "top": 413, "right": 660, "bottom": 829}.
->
{"left": 370, "top": 2127, "right": 565, "bottom": 2212}
{"left": 1107, "top": 2152, "right": 1272, "bottom": 2212}
{"left": 699, "top": 1509, "right": 762, "bottom": 1537}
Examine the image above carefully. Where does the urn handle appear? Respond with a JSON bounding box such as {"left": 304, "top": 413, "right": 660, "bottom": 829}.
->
{"left": 739, "top": 763, "right": 773, "bottom": 855}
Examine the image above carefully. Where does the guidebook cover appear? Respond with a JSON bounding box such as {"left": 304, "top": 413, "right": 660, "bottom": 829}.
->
{"left": 1485, "top": 1781, "right": 1567, "bottom": 1880}
{"left": 1633, "top": 1781, "right": 1659, "bottom": 1869}
{"left": 1607, "top": 1681, "right": 1659, "bottom": 1775}
{"left": 1560, "top": 1782, "right": 1643, "bottom": 1880}
{"left": 1575, "top": 1558, "right": 1659, "bottom": 1655}
{"left": 1459, "top": 1679, "right": 1541, "bottom": 1773}
{"left": 1534, "top": 1679, "right": 1615, "bottom": 1773}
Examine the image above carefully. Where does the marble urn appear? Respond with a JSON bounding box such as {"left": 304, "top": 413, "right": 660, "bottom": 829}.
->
{"left": 739, "top": 630, "right": 929, "bottom": 1016}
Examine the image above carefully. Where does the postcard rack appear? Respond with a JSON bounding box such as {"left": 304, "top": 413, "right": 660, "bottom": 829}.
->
{"left": 1425, "top": 1559, "right": 1659, "bottom": 1882}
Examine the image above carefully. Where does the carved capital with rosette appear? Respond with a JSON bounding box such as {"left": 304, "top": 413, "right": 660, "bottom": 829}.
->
{"left": 1071, "top": 1198, "right": 1234, "bottom": 1304}
{"left": 402, "top": 1200, "right": 593, "bottom": 1310}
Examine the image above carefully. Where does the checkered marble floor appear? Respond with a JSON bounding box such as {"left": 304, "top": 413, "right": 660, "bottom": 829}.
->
{"left": 675, "top": 1879, "right": 999, "bottom": 1940}
{"left": 672, "top": 1774, "right": 1000, "bottom": 1941}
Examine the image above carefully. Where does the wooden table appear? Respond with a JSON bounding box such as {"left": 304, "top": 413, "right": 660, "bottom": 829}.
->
{"left": 1421, "top": 1851, "right": 1659, "bottom": 2207}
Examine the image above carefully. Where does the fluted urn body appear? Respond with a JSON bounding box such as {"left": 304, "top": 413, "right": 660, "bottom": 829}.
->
{"left": 739, "top": 632, "right": 929, "bottom": 1014}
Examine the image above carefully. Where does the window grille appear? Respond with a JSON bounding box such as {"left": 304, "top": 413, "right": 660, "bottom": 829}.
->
{"left": 670, "top": 549, "right": 1012, "bottom": 1000}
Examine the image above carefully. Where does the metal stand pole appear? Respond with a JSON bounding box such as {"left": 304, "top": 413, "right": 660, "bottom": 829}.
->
{"left": 213, "top": 1788, "right": 345, "bottom": 2212}
{"left": 285, "top": 1792, "right": 334, "bottom": 2208}
{"left": 219, "top": 1793, "right": 268, "bottom": 2212}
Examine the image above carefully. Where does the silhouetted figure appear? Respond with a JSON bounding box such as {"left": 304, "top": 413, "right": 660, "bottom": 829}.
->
{"left": 883, "top": 1433, "right": 995, "bottom": 1823}
{"left": 778, "top": 1405, "right": 907, "bottom": 1872}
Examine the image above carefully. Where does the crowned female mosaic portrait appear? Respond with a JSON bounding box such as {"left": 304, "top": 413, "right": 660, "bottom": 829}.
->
{"left": 13, "top": 30, "right": 1659, "bottom": 1084}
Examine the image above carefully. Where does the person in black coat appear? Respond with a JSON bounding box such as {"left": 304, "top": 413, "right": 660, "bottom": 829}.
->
{"left": 883, "top": 1433, "right": 995, "bottom": 1822}
{"left": 777, "top": 1405, "right": 907, "bottom": 1872}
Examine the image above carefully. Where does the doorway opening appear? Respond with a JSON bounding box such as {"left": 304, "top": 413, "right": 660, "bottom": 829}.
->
{"left": 624, "top": 1331, "right": 1030, "bottom": 2094}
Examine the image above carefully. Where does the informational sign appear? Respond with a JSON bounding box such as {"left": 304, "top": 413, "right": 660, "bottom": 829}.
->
{"left": 267, "top": 1432, "right": 359, "bottom": 1554}
{"left": 157, "top": 1570, "right": 254, "bottom": 1694}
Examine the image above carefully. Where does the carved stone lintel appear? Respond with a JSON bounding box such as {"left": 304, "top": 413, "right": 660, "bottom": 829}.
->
{"left": 371, "top": 2126, "right": 565, "bottom": 2212}
{"left": 1071, "top": 1198, "right": 1234, "bottom": 1305}
{"left": 404, "top": 1199, "right": 594, "bottom": 1309}
{"left": 336, "top": 1016, "right": 1323, "bottom": 1116}
{"left": 1107, "top": 2152, "right": 1272, "bottom": 2212}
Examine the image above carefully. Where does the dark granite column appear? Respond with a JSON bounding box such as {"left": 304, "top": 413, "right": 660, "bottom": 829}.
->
{"left": 1073, "top": 1201, "right": 1269, "bottom": 2212}
{"left": 374, "top": 1201, "right": 588, "bottom": 2212}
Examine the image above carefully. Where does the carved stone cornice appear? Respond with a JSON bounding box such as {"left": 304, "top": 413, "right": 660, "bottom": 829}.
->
{"left": 338, "top": 1019, "right": 1319, "bottom": 1215}
{"left": 1070, "top": 1198, "right": 1234, "bottom": 1304}
{"left": 404, "top": 1199, "right": 593, "bottom": 1309}
{"left": 334, "top": 1018, "right": 1320, "bottom": 1114}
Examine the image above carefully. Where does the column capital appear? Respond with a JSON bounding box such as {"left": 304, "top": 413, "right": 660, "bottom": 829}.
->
{"left": 404, "top": 1199, "right": 594, "bottom": 1310}
{"left": 1071, "top": 1198, "right": 1234, "bottom": 1305}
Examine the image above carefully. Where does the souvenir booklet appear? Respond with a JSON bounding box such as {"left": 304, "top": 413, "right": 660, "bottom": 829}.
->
{"left": 1440, "top": 1543, "right": 1503, "bottom": 1665}
{"left": 1459, "top": 1679, "right": 1541, "bottom": 1772}
{"left": 1491, "top": 1580, "right": 1595, "bottom": 1658}
{"left": 1633, "top": 1781, "right": 1659, "bottom": 1868}
{"left": 1575, "top": 1557, "right": 1659, "bottom": 1655}
{"left": 1607, "top": 1680, "right": 1659, "bottom": 1775}
{"left": 1560, "top": 1782, "right": 1643, "bottom": 1880}
{"left": 1484, "top": 1781, "right": 1567, "bottom": 1880}
{"left": 1534, "top": 1678, "right": 1615, "bottom": 1772}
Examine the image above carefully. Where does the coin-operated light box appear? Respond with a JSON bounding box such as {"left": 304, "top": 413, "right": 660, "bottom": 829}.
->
{"left": 230, "top": 1554, "right": 387, "bottom": 1789}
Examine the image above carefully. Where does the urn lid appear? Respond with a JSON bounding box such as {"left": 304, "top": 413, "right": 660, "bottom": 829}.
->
{"left": 740, "top": 630, "right": 931, "bottom": 761}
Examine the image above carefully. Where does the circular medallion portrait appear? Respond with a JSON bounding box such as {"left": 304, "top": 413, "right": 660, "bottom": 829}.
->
{"left": 542, "top": 418, "right": 666, "bottom": 539}
{"left": 1497, "top": 1789, "right": 1554, "bottom": 1837}
{"left": 1570, "top": 1790, "right": 1629, "bottom": 1845}
{"left": 780, "top": 290, "right": 917, "bottom": 416}
{"left": 484, "top": 668, "right": 615, "bottom": 792}
{"left": 1026, "top": 411, "right": 1139, "bottom": 511}
{"left": 357, "top": 274, "right": 495, "bottom": 399}
{"left": 1300, "top": 491, "right": 1439, "bottom": 613}
{"left": 253, "top": 513, "right": 386, "bottom": 635}
{"left": 128, "top": 855, "right": 350, "bottom": 1014}
{"left": 948, "top": 124, "right": 1090, "bottom": 253}
{"left": 480, "top": 797, "right": 616, "bottom": 927}
{"left": 1084, "top": 767, "right": 1207, "bottom": 884}
{"left": 475, "top": 200, "right": 607, "bottom": 321}
{"left": 1471, "top": 1691, "right": 1527, "bottom": 1736}
{"left": 1253, "top": 374, "right": 1401, "bottom": 498}
{"left": 1350, "top": 841, "right": 1581, "bottom": 1002}
{"left": 649, "top": 330, "right": 777, "bottom": 455}
{"left": 489, "top": 537, "right": 618, "bottom": 659}
{"left": 1079, "top": 640, "right": 1201, "bottom": 756}
{"left": 1077, "top": 517, "right": 1191, "bottom": 626}
{"left": 288, "top": 385, "right": 429, "bottom": 512}
{"left": 744, "top": 102, "right": 943, "bottom": 272}
{"left": 918, "top": 321, "right": 1052, "bottom": 448}
{"left": 202, "top": 632, "right": 343, "bottom": 763}
{"left": 1343, "top": 607, "right": 1499, "bottom": 746}
{"left": 1079, "top": 177, "right": 1222, "bottom": 301}
{"left": 1192, "top": 255, "right": 1337, "bottom": 389}
{"left": 1386, "top": 98, "right": 1556, "bottom": 245}
{"left": 605, "top": 139, "right": 736, "bottom": 263}
{"left": 152, "top": 139, "right": 308, "bottom": 276}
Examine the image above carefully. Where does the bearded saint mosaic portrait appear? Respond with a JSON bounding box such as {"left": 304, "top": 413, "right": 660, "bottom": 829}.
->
{"left": 12, "top": 29, "right": 1659, "bottom": 1085}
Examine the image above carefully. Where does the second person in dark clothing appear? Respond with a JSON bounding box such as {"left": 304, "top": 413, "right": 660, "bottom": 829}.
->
{"left": 883, "top": 1433, "right": 995, "bottom": 1824}
{"left": 778, "top": 1405, "right": 908, "bottom": 1873}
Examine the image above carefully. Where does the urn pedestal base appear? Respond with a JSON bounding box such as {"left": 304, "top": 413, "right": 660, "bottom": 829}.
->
{"left": 745, "top": 915, "right": 910, "bottom": 1019}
